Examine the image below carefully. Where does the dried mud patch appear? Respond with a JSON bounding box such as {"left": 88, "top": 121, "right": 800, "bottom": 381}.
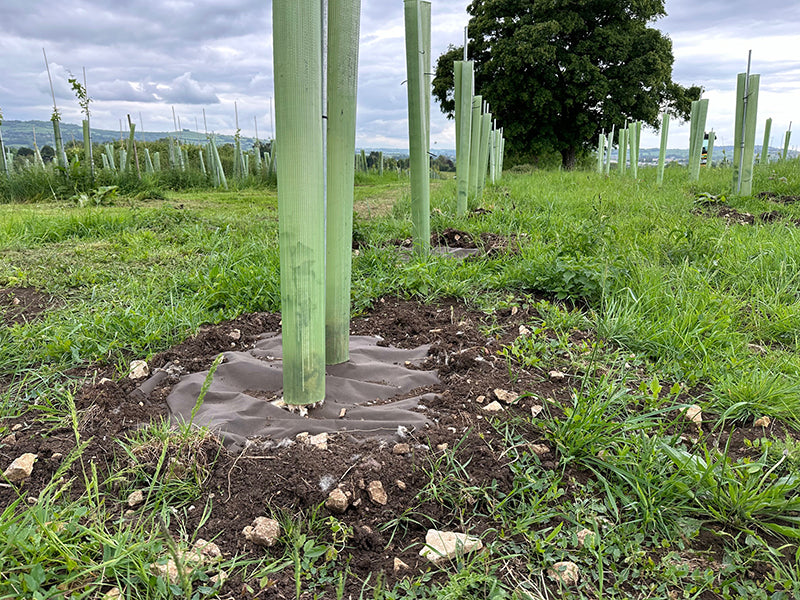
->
{"left": 389, "top": 228, "right": 518, "bottom": 257}
{"left": 756, "top": 191, "right": 800, "bottom": 204}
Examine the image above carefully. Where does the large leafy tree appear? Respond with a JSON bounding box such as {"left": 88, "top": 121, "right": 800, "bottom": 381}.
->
{"left": 433, "top": 0, "right": 701, "bottom": 168}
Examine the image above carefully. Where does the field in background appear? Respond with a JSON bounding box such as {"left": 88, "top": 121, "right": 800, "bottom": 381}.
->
{"left": 2, "top": 162, "right": 800, "bottom": 598}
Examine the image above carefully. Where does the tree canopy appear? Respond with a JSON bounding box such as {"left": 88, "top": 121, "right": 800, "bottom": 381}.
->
{"left": 433, "top": 0, "right": 701, "bottom": 168}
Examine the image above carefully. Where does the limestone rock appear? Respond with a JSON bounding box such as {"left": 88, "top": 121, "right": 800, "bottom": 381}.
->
{"left": 228, "top": 329, "right": 241, "bottom": 341}
{"left": 151, "top": 560, "right": 181, "bottom": 584}
{"left": 393, "top": 557, "right": 410, "bottom": 573}
{"left": 193, "top": 538, "right": 222, "bottom": 561}
{"left": 127, "top": 490, "right": 145, "bottom": 507}
{"left": 549, "top": 370, "right": 566, "bottom": 381}
{"left": 576, "top": 528, "right": 595, "bottom": 548}
{"left": 683, "top": 405, "right": 703, "bottom": 427}
{"left": 529, "top": 444, "right": 550, "bottom": 457}
{"left": 754, "top": 416, "right": 771, "bottom": 428}
{"left": 367, "top": 480, "right": 388, "bottom": 506}
{"left": 436, "top": 443, "right": 448, "bottom": 452}
{"left": 243, "top": 517, "right": 281, "bottom": 547}
{"left": 419, "top": 529, "right": 483, "bottom": 564}
{"left": 3, "top": 453, "right": 37, "bottom": 483}
{"left": 493, "top": 388, "right": 519, "bottom": 404}
{"left": 392, "top": 443, "right": 411, "bottom": 455}
{"left": 1, "top": 433, "right": 16, "bottom": 445}
{"left": 210, "top": 570, "right": 228, "bottom": 586}
{"left": 518, "top": 325, "right": 531, "bottom": 336}
{"left": 296, "top": 431, "right": 328, "bottom": 450}
{"left": 548, "top": 561, "right": 580, "bottom": 585}
{"left": 103, "top": 587, "right": 124, "bottom": 600}
{"left": 326, "top": 488, "right": 349, "bottom": 514}
{"left": 482, "top": 401, "right": 504, "bottom": 413}
{"left": 395, "top": 479, "right": 407, "bottom": 491}
{"left": 530, "top": 405, "right": 544, "bottom": 418}
{"left": 128, "top": 360, "right": 149, "bottom": 379}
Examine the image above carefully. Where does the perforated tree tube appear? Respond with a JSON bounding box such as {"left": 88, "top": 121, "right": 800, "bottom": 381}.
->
{"left": 326, "top": 0, "right": 361, "bottom": 365}
{"left": 468, "top": 95, "right": 482, "bottom": 200}
{"left": 454, "top": 61, "right": 473, "bottom": 215}
{"left": 688, "top": 99, "right": 708, "bottom": 182}
{"left": 273, "top": 0, "right": 326, "bottom": 405}
{"left": 657, "top": 114, "right": 669, "bottom": 186}
{"left": 403, "top": 0, "right": 430, "bottom": 254}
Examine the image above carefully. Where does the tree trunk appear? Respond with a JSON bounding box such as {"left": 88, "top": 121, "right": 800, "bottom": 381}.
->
{"left": 560, "top": 147, "right": 577, "bottom": 170}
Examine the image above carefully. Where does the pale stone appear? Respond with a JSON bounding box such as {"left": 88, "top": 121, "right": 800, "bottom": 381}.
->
{"left": 475, "top": 395, "right": 485, "bottom": 403}
{"left": 494, "top": 388, "right": 519, "bottom": 404}
{"left": 1, "top": 433, "right": 16, "bottom": 445}
{"left": 420, "top": 529, "right": 483, "bottom": 564}
{"left": 103, "top": 587, "right": 124, "bottom": 600}
{"left": 436, "top": 443, "right": 448, "bottom": 452}
{"left": 210, "top": 570, "right": 228, "bottom": 586}
{"left": 392, "top": 443, "right": 411, "bottom": 455}
{"left": 754, "top": 416, "right": 772, "bottom": 428}
{"left": 530, "top": 405, "right": 544, "bottom": 418}
{"left": 228, "top": 329, "right": 241, "bottom": 341}
{"left": 99, "top": 377, "right": 113, "bottom": 385}
{"left": 193, "top": 538, "right": 222, "bottom": 561}
{"left": 51, "top": 453, "right": 63, "bottom": 460}
{"left": 326, "top": 488, "right": 349, "bottom": 514}
{"left": 127, "top": 489, "right": 145, "bottom": 507}
{"left": 151, "top": 560, "right": 180, "bottom": 584}
{"left": 243, "top": 517, "right": 281, "bottom": 547}
{"left": 367, "top": 480, "right": 388, "bottom": 506}
{"left": 548, "top": 561, "right": 580, "bottom": 585}
{"left": 549, "top": 370, "right": 565, "bottom": 381}
{"left": 683, "top": 405, "right": 703, "bottom": 427}
{"left": 3, "top": 453, "right": 37, "bottom": 483}
{"left": 128, "top": 360, "right": 149, "bottom": 379}
{"left": 576, "top": 528, "right": 595, "bottom": 548}
{"left": 296, "top": 432, "right": 328, "bottom": 450}
{"left": 529, "top": 444, "right": 550, "bottom": 457}
{"left": 395, "top": 479, "right": 407, "bottom": 491}
{"left": 482, "top": 401, "right": 504, "bottom": 413}
{"left": 11, "top": 423, "right": 22, "bottom": 432}
{"left": 518, "top": 325, "right": 531, "bottom": 336}
{"left": 393, "top": 557, "right": 410, "bottom": 573}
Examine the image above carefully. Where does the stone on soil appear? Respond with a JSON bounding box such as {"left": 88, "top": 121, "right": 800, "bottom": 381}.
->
{"left": 210, "top": 570, "right": 228, "bottom": 585}
{"left": 296, "top": 431, "right": 328, "bottom": 450}
{"left": 548, "top": 561, "right": 580, "bottom": 585}
{"left": 576, "top": 528, "right": 595, "bottom": 548}
{"left": 482, "top": 401, "right": 504, "bottom": 413}
{"left": 325, "top": 488, "right": 349, "bottom": 514}
{"left": 128, "top": 360, "right": 149, "bottom": 379}
{"left": 367, "top": 480, "right": 388, "bottom": 506}
{"left": 419, "top": 529, "right": 483, "bottom": 564}
{"left": 683, "top": 405, "right": 703, "bottom": 427}
{"left": 754, "top": 416, "right": 771, "bottom": 427}
{"left": 3, "top": 453, "right": 37, "bottom": 483}
{"left": 243, "top": 517, "right": 281, "bottom": 547}
{"left": 193, "top": 538, "right": 222, "bottom": 561}
{"left": 549, "top": 370, "right": 565, "bottom": 381}
{"left": 1, "top": 433, "right": 16, "bottom": 445}
{"left": 529, "top": 444, "right": 550, "bottom": 457}
{"left": 392, "top": 443, "right": 410, "bottom": 455}
{"left": 493, "top": 388, "right": 519, "bottom": 404}
{"left": 530, "top": 405, "right": 544, "bottom": 418}
{"left": 393, "top": 557, "right": 410, "bottom": 573}
{"left": 127, "top": 490, "right": 145, "bottom": 507}
{"left": 103, "top": 587, "right": 124, "bottom": 600}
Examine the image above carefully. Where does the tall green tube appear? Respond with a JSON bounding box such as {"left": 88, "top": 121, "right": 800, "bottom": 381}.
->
{"left": 476, "top": 110, "right": 491, "bottom": 199}
{"left": 421, "top": 1, "right": 431, "bottom": 158}
{"left": 468, "top": 95, "right": 482, "bottom": 200}
{"left": 52, "top": 119, "right": 67, "bottom": 170}
{"left": 760, "top": 118, "right": 772, "bottom": 164}
{"left": 657, "top": 113, "right": 669, "bottom": 186}
{"left": 596, "top": 133, "right": 605, "bottom": 174}
{"left": 618, "top": 126, "right": 627, "bottom": 174}
{"left": 733, "top": 73, "right": 760, "bottom": 195}
{"left": 273, "top": 0, "right": 326, "bottom": 405}
{"left": 688, "top": 99, "right": 708, "bottom": 182}
{"left": 604, "top": 126, "right": 614, "bottom": 175}
{"left": 326, "top": 0, "right": 361, "bottom": 365}
{"left": 630, "top": 121, "right": 641, "bottom": 178}
{"left": 82, "top": 120, "right": 92, "bottom": 172}
{"left": 454, "top": 61, "right": 473, "bottom": 215}
{"left": 404, "top": 0, "right": 430, "bottom": 254}
{"left": 706, "top": 130, "right": 716, "bottom": 166}
{"left": 782, "top": 128, "right": 792, "bottom": 161}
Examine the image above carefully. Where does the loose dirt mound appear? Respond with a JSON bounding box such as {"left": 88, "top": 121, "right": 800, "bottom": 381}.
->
{"left": 390, "top": 228, "right": 516, "bottom": 257}
{"left": 756, "top": 191, "right": 800, "bottom": 204}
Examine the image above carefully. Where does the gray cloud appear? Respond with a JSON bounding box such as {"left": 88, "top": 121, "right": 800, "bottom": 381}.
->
{"left": 1, "top": 1, "right": 798, "bottom": 149}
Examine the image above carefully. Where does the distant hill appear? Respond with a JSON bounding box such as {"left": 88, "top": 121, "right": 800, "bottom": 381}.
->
{"left": 0, "top": 119, "right": 259, "bottom": 149}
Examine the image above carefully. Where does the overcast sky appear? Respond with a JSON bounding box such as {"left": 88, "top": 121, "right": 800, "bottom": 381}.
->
{"left": 1, "top": 1, "right": 798, "bottom": 151}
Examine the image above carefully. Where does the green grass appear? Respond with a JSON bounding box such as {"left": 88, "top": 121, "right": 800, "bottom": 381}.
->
{"left": 3, "top": 160, "right": 800, "bottom": 598}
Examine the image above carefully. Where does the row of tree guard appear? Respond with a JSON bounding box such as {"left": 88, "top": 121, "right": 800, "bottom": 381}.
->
{"left": 595, "top": 55, "right": 794, "bottom": 196}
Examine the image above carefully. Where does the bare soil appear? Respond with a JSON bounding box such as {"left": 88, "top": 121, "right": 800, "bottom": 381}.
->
{"left": 1, "top": 297, "right": 797, "bottom": 598}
